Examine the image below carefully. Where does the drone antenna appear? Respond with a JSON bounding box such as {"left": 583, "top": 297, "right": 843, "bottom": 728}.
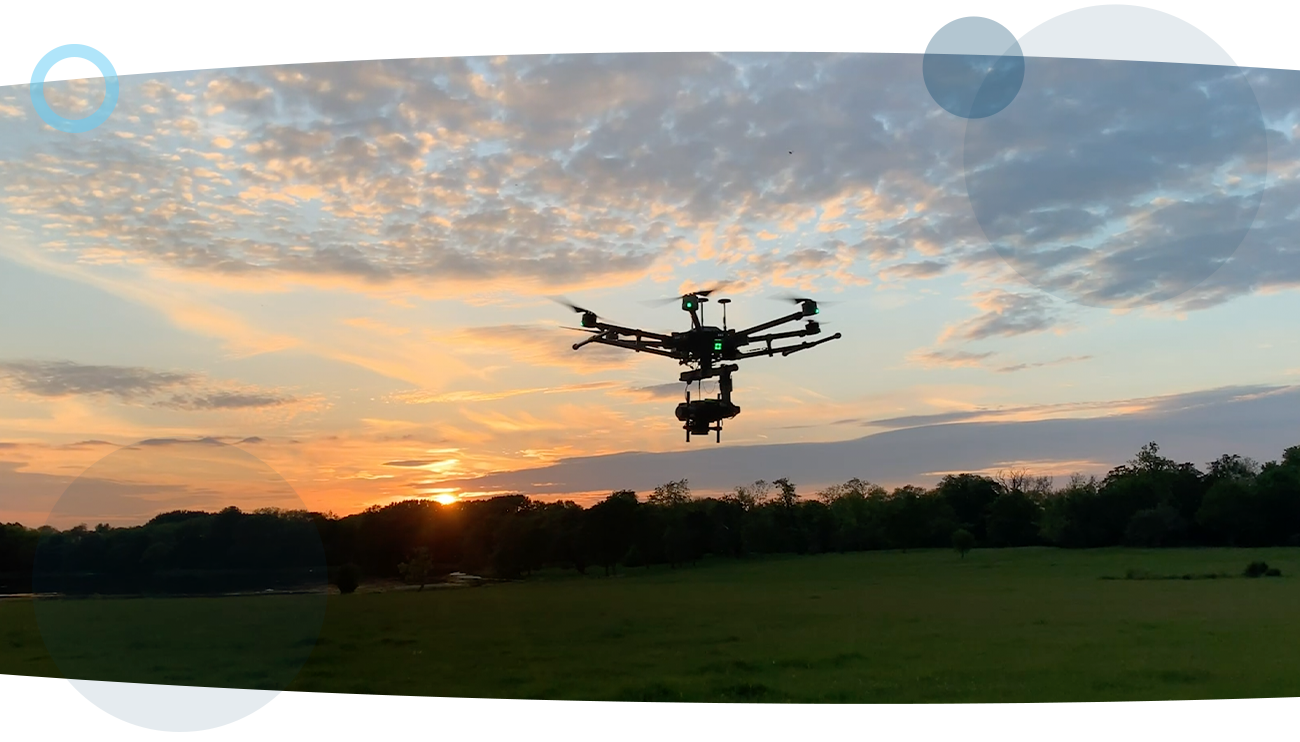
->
{"left": 718, "top": 298, "right": 731, "bottom": 331}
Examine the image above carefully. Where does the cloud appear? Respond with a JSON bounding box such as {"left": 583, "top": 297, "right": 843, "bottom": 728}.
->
{"left": 135, "top": 437, "right": 226, "bottom": 446}
{"left": 0, "top": 360, "right": 195, "bottom": 399}
{"left": 389, "top": 380, "right": 619, "bottom": 403}
{"left": 5, "top": 55, "right": 1300, "bottom": 312}
{"left": 955, "top": 61, "right": 1290, "bottom": 311}
{"left": 994, "top": 355, "right": 1092, "bottom": 374}
{"left": 0, "top": 56, "right": 998, "bottom": 303}
{"left": 864, "top": 385, "right": 1277, "bottom": 430}
{"left": 158, "top": 391, "right": 295, "bottom": 410}
{"left": 449, "top": 324, "right": 637, "bottom": 373}
{"left": 39, "top": 440, "right": 120, "bottom": 452}
{"left": 908, "top": 349, "right": 996, "bottom": 369}
{"left": 617, "top": 382, "right": 690, "bottom": 400}
{"left": 938, "top": 290, "right": 1065, "bottom": 343}
{"left": 424, "top": 384, "right": 1300, "bottom": 498}
{"left": 882, "top": 261, "right": 948, "bottom": 280}
{"left": 0, "top": 359, "right": 298, "bottom": 412}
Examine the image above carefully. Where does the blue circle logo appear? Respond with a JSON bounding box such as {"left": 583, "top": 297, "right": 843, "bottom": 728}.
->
{"left": 30, "top": 44, "right": 119, "bottom": 133}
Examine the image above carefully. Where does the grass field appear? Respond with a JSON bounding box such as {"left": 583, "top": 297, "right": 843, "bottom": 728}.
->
{"left": 5, "top": 547, "right": 1300, "bottom": 703}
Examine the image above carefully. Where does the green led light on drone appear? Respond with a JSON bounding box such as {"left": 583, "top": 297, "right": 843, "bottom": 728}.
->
{"left": 713, "top": 341, "right": 723, "bottom": 351}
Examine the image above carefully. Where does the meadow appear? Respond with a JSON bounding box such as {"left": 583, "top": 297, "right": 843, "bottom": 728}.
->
{"left": 4, "top": 547, "right": 1300, "bottom": 703}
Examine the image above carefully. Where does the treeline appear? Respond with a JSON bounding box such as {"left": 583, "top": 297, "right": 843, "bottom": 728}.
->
{"left": 0, "top": 507, "right": 325, "bottom": 594}
{"left": 3, "top": 442, "right": 1300, "bottom": 593}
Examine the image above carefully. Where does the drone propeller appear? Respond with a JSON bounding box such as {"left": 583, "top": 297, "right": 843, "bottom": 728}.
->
{"left": 550, "top": 296, "right": 599, "bottom": 315}
{"left": 549, "top": 296, "right": 607, "bottom": 329}
{"left": 560, "top": 325, "right": 600, "bottom": 333}
{"left": 770, "top": 293, "right": 842, "bottom": 306}
{"left": 641, "top": 282, "right": 732, "bottom": 306}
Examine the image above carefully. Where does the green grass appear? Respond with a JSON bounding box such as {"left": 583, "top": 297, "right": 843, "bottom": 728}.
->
{"left": 4, "top": 547, "right": 1300, "bottom": 702}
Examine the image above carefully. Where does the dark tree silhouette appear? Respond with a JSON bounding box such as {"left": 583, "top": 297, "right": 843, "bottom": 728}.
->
{"left": 6, "top": 441, "right": 1300, "bottom": 587}
{"left": 399, "top": 547, "right": 435, "bottom": 590}
{"left": 936, "top": 474, "right": 1004, "bottom": 544}
{"left": 951, "top": 528, "right": 975, "bottom": 559}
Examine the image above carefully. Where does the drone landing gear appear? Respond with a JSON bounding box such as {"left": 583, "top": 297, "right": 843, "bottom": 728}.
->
{"left": 681, "top": 390, "right": 724, "bottom": 442}
{"left": 674, "top": 366, "right": 741, "bottom": 443}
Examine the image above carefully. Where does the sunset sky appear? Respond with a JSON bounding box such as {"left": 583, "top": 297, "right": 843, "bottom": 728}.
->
{"left": 3, "top": 53, "right": 1300, "bottom": 525}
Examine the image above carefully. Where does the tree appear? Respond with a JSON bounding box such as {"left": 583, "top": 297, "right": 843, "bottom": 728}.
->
{"left": 492, "top": 512, "right": 546, "bottom": 578}
{"left": 936, "top": 474, "right": 1004, "bottom": 543}
{"left": 582, "top": 490, "right": 640, "bottom": 576}
{"left": 772, "top": 479, "right": 803, "bottom": 551}
{"left": 335, "top": 563, "right": 362, "bottom": 594}
{"left": 1132, "top": 442, "right": 1177, "bottom": 474}
{"left": 398, "top": 546, "right": 435, "bottom": 590}
{"left": 663, "top": 525, "right": 689, "bottom": 568}
{"left": 648, "top": 479, "right": 692, "bottom": 507}
{"left": 1207, "top": 454, "right": 1260, "bottom": 482}
{"left": 951, "top": 528, "right": 975, "bottom": 559}
{"left": 773, "top": 478, "right": 800, "bottom": 510}
{"left": 1123, "top": 505, "right": 1186, "bottom": 547}
{"left": 996, "top": 469, "right": 1030, "bottom": 494}
{"left": 985, "top": 490, "right": 1043, "bottom": 547}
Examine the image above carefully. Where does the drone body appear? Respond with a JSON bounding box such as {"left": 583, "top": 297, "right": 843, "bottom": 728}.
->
{"left": 560, "top": 288, "right": 842, "bottom": 442}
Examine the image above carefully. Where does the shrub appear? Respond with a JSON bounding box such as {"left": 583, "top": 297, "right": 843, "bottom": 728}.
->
{"left": 623, "top": 544, "right": 647, "bottom": 568}
{"left": 951, "top": 528, "right": 975, "bottom": 559}
{"left": 335, "top": 563, "right": 362, "bottom": 594}
{"left": 1244, "top": 561, "right": 1270, "bottom": 578}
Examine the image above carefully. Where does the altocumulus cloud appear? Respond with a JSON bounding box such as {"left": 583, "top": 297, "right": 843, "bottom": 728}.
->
{"left": 2, "top": 54, "right": 1300, "bottom": 318}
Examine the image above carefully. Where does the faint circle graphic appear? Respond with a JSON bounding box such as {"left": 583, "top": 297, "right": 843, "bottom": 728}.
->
{"left": 31, "top": 439, "right": 329, "bottom": 732}
{"left": 961, "top": 5, "right": 1266, "bottom": 309}
{"left": 30, "top": 44, "right": 119, "bottom": 133}
{"left": 923, "top": 17, "right": 1024, "bottom": 119}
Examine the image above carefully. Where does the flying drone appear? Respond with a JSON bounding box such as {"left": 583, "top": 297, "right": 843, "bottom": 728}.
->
{"left": 557, "top": 287, "right": 843, "bottom": 442}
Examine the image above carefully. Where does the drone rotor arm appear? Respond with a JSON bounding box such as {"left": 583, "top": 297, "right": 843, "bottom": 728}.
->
{"left": 776, "top": 332, "right": 843, "bottom": 357}
{"left": 731, "top": 309, "right": 808, "bottom": 339}
{"left": 571, "top": 334, "right": 603, "bottom": 350}
{"left": 738, "top": 325, "right": 822, "bottom": 345}
{"left": 731, "top": 332, "right": 841, "bottom": 360}
{"left": 582, "top": 335, "right": 681, "bottom": 360}
{"left": 585, "top": 321, "right": 673, "bottom": 342}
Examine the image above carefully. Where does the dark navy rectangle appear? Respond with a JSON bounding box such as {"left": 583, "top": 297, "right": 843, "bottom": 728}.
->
{"left": 925, "top": 3, "right": 1268, "bottom": 68}
{"left": 31, "top": 675, "right": 330, "bottom": 732}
